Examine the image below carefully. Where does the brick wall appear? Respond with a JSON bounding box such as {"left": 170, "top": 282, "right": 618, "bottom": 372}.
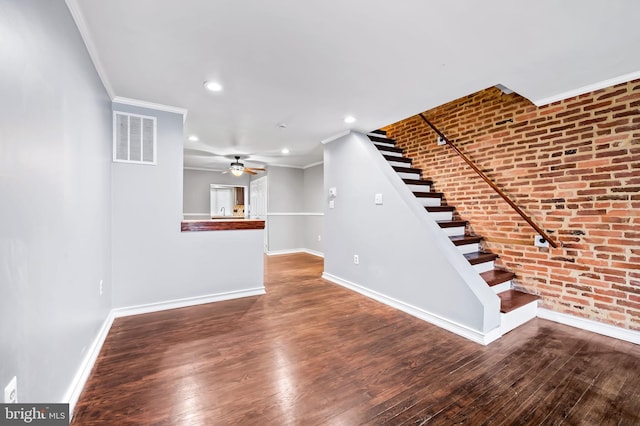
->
{"left": 383, "top": 80, "right": 640, "bottom": 330}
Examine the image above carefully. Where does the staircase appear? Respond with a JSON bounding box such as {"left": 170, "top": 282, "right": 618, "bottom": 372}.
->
{"left": 368, "top": 130, "right": 539, "bottom": 335}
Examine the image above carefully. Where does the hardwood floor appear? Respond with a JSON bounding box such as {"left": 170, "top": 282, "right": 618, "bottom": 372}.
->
{"left": 72, "top": 253, "right": 640, "bottom": 425}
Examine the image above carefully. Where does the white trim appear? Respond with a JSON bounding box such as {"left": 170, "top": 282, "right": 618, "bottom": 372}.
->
{"left": 303, "top": 161, "right": 324, "bottom": 169}
{"left": 322, "top": 272, "right": 501, "bottom": 345}
{"left": 267, "top": 163, "right": 304, "bottom": 170}
{"left": 65, "top": 0, "right": 115, "bottom": 99}
{"left": 267, "top": 248, "right": 324, "bottom": 258}
{"left": 183, "top": 213, "right": 211, "bottom": 217}
{"left": 183, "top": 166, "right": 227, "bottom": 173}
{"left": 112, "top": 96, "right": 188, "bottom": 119}
{"left": 64, "top": 310, "right": 115, "bottom": 419}
{"left": 267, "top": 212, "right": 324, "bottom": 216}
{"left": 321, "top": 130, "right": 351, "bottom": 145}
{"left": 113, "top": 288, "right": 265, "bottom": 318}
{"left": 537, "top": 308, "right": 640, "bottom": 345}
{"left": 532, "top": 71, "right": 640, "bottom": 106}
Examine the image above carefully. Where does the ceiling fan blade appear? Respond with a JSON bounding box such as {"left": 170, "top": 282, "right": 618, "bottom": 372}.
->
{"left": 246, "top": 167, "right": 266, "bottom": 172}
{"left": 244, "top": 169, "right": 257, "bottom": 175}
{"left": 221, "top": 170, "right": 230, "bottom": 174}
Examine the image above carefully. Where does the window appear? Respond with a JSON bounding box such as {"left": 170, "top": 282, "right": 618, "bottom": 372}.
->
{"left": 113, "top": 112, "right": 157, "bottom": 164}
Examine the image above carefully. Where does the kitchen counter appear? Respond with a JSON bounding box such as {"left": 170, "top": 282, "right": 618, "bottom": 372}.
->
{"left": 181, "top": 219, "right": 265, "bottom": 232}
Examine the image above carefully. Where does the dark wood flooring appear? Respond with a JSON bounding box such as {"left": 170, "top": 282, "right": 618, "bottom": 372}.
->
{"left": 72, "top": 253, "right": 640, "bottom": 425}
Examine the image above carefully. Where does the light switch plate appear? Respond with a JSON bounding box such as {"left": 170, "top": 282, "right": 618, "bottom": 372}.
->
{"left": 375, "top": 193, "right": 383, "bottom": 205}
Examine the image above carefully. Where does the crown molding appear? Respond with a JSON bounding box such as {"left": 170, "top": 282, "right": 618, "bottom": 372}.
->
{"left": 65, "top": 0, "right": 115, "bottom": 99}
{"left": 303, "top": 160, "right": 324, "bottom": 169}
{"left": 321, "top": 130, "right": 351, "bottom": 145}
{"left": 112, "top": 97, "right": 188, "bottom": 119}
{"left": 532, "top": 70, "right": 640, "bottom": 106}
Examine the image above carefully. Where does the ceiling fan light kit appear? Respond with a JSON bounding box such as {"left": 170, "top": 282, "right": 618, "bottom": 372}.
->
{"left": 226, "top": 156, "right": 265, "bottom": 177}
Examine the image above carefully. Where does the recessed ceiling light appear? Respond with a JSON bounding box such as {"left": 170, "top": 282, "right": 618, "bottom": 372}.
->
{"left": 281, "top": 148, "right": 290, "bottom": 154}
{"left": 188, "top": 135, "right": 199, "bottom": 142}
{"left": 344, "top": 115, "right": 356, "bottom": 124}
{"left": 204, "top": 81, "right": 223, "bottom": 92}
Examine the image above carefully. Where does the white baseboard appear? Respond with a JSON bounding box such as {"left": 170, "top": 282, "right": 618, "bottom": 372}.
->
{"left": 113, "top": 287, "right": 266, "bottom": 318}
{"left": 64, "top": 310, "right": 115, "bottom": 419}
{"left": 65, "top": 287, "right": 265, "bottom": 418}
{"left": 322, "top": 272, "right": 501, "bottom": 345}
{"left": 537, "top": 308, "right": 640, "bottom": 345}
{"left": 267, "top": 248, "right": 324, "bottom": 258}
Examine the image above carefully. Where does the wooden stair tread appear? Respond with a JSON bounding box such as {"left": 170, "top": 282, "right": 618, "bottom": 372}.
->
{"left": 414, "top": 192, "right": 443, "bottom": 198}
{"left": 393, "top": 166, "right": 422, "bottom": 173}
{"left": 480, "top": 269, "right": 515, "bottom": 286}
{"left": 498, "top": 289, "right": 539, "bottom": 313}
{"left": 403, "top": 178, "right": 433, "bottom": 186}
{"left": 384, "top": 155, "right": 411, "bottom": 163}
{"left": 464, "top": 251, "right": 499, "bottom": 265}
{"left": 369, "top": 135, "right": 395, "bottom": 144}
{"left": 449, "top": 235, "right": 483, "bottom": 245}
{"left": 425, "top": 206, "right": 455, "bottom": 212}
{"left": 370, "top": 129, "right": 386, "bottom": 136}
{"left": 375, "top": 145, "right": 403, "bottom": 154}
{"left": 437, "top": 220, "right": 467, "bottom": 228}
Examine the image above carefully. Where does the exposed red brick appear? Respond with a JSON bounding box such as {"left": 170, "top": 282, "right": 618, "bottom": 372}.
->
{"left": 384, "top": 79, "right": 640, "bottom": 331}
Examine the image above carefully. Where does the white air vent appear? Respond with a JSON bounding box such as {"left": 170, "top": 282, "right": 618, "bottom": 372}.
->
{"left": 113, "top": 112, "right": 157, "bottom": 164}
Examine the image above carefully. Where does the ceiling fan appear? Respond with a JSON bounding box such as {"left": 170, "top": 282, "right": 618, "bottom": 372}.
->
{"left": 223, "top": 156, "right": 265, "bottom": 176}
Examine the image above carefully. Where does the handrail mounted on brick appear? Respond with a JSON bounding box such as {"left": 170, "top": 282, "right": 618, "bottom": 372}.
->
{"left": 418, "top": 113, "right": 559, "bottom": 249}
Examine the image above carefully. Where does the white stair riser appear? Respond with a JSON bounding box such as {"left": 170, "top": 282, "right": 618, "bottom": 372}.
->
{"left": 382, "top": 150, "right": 403, "bottom": 157}
{"left": 388, "top": 160, "right": 411, "bottom": 167}
{"left": 407, "top": 184, "right": 430, "bottom": 192}
{"left": 398, "top": 171, "right": 420, "bottom": 180}
{"left": 426, "top": 211, "right": 453, "bottom": 221}
{"left": 440, "top": 226, "right": 465, "bottom": 237}
{"left": 373, "top": 141, "right": 396, "bottom": 148}
{"left": 456, "top": 242, "right": 479, "bottom": 254}
{"left": 417, "top": 197, "right": 441, "bottom": 207}
{"left": 500, "top": 299, "right": 538, "bottom": 335}
{"left": 473, "top": 261, "right": 494, "bottom": 273}
{"left": 492, "top": 281, "right": 512, "bottom": 294}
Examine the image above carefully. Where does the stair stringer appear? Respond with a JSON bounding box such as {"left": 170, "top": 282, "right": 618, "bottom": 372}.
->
{"left": 322, "top": 131, "right": 501, "bottom": 344}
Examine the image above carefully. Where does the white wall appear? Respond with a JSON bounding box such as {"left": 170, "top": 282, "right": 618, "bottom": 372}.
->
{"left": 266, "top": 166, "right": 304, "bottom": 252}
{"left": 183, "top": 168, "right": 250, "bottom": 217}
{"left": 111, "top": 103, "right": 264, "bottom": 309}
{"left": 0, "top": 0, "right": 112, "bottom": 402}
{"left": 265, "top": 165, "right": 324, "bottom": 254}
{"left": 323, "top": 132, "right": 500, "bottom": 336}
{"left": 302, "top": 164, "right": 324, "bottom": 253}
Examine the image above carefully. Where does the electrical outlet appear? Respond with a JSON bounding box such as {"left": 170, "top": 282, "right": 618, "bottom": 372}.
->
{"left": 375, "top": 193, "right": 383, "bottom": 205}
{"left": 317, "top": 235, "right": 321, "bottom": 241}
{"left": 534, "top": 235, "right": 550, "bottom": 248}
{"left": 353, "top": 255, "right": 359, "bottom": 265}
{"left": 99, "top": 279, "right": 104, "bottom": 296}
{"left": 4, "top": 376, "right": 17, "bottom": 403}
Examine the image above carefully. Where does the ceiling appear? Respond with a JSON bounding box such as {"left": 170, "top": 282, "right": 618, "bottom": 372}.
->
{"left": 68, "top": 0, "right": 640, "bottom": 170}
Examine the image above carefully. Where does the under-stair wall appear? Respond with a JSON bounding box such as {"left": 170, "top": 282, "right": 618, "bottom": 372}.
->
{"left": 322, "top": 131, "right": 501, "bottom": 343}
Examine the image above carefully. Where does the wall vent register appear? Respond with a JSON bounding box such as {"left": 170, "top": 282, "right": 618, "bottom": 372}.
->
{"left": 113, "top": 112, "right": 157, "bottom": 164}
